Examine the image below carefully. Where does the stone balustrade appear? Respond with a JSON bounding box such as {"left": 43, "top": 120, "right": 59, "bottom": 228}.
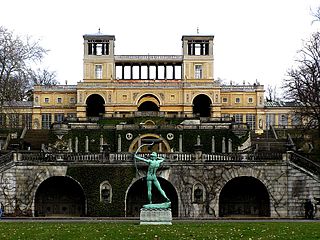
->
{"left": 3, "top": 151, "right": 284, "bottom": 165}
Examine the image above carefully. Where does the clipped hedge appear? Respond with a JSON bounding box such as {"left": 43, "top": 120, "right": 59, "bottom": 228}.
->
{"left": 49, "top": 127, "right": 248, "bottom": 153}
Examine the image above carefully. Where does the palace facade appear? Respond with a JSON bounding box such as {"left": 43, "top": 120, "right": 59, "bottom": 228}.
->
{"left": 0, "top": 33, "right": 297, "bottom": 131}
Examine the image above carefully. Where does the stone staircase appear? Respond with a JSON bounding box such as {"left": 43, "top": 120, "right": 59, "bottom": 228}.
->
{"left": 22, "top": 129, "right": 49, "bottom": 150}
{"left": 251, "top": 130, "right": 288, "bottom": 153}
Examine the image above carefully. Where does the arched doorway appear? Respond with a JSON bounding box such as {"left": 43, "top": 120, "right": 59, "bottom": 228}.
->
{"left": 34, "top": 176, "right": 86, "bottom": 217}
{"left": 126, "top": 177, "right": 178, "bottom": 217}
{"left": 86, "top": 94, "right": 105, "bottom": 117}
{"left": 219, "top": 176, "right": 270, "bottom": 217}
{"left": 192, "top": 94, "right": 212, "bottom": 117}
{"left": 137, "top": 94, "right": 160, "bottom": 112}
{"left": 128, "top": 133, "right": 171, "bottom": 153}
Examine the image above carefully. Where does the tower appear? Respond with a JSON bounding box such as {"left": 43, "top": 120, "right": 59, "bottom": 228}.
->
{"left": 83, "top": 33, "right": 115, "bottom": 81}
{"left": 181, "top": 35, "right": 214, "bottom": 81}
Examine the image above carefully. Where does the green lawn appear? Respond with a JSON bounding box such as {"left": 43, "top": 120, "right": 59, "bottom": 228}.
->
{"left": 0, "top": 221, "right": 319, "bottom": 240}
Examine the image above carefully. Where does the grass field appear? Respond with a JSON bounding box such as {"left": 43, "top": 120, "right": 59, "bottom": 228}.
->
{"left": 0, "top": 221, "right": 319, "bottom": 240}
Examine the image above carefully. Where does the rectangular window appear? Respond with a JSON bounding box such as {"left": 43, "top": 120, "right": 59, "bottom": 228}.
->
{"left": 234, "top": 114, "right": 243, "bottom": 123}
{"left": 42, "top": 114, "right": 52, "bottom": 129}
{"left": 235, "top": 97, "right": 241, "bottom": 103}
{"left": 195, "top": 65, "right": 202, "bottom": 79}
{"left": 221, "top": 114, "right": 230, "bottom": 121}
{"left": 222, "top": 97, "right": 228, "bottom": 103}
{"left": 54, "top": 113, "right": 64, "bottom": 123}
{"left": 9, "top": 114, "right": 19, "bottom": 128}
{"left": 278, "top": 114, "right": 288, "bottom": 127}
{"left": 44, "top": 98, "right": 49, "bottom": 103}
{"left": 246, "top": 114, "right": 256, "bottom": 130}
{"left": 22, "top": 114, "right": 32, "bottom": 129}
{"left": 57, "top": 97, "right": 62, "bottom": 104}
{"left": 248, "top": 97, "right": 253, "bottom": 103}
{"left": 95, "top": 64, "right": 103, "bottom": 79}
{"left": 291, "top": 115, "right": 301, "bottom": 126}
{"left": 266, "top": 114, "right": 275, "bottom": 129}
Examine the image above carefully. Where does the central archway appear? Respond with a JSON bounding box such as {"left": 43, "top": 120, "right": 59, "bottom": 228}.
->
{"left": 126, "top": 177, "right": 178, "bottom": 217}
{"left": 137, "top": 94, "right": 160, "bottom": 112}
{"left": 219, "top": 176, "right": 270, "bottom": 217}
{"left": 34, "top": 176, "right": 86, "bottom": 217}
{"left": 192, "top": 94, "right": 212, "bottom": 117}
{"left": 86, "top": 94, "right": 105, "bottom": 117}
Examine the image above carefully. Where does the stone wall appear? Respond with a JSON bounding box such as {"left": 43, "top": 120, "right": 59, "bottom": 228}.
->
{"left": 0, "top": 158, "right": 319, "bottom": 218}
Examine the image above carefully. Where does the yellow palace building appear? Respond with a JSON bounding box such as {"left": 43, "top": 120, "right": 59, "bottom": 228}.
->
{"left": 0, "top": 32, "right": 299, "bottom": 131}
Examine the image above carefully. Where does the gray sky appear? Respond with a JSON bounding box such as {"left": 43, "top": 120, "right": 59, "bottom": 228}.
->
{"left": 1, "top": 0, "right": 319, "bottom": 88}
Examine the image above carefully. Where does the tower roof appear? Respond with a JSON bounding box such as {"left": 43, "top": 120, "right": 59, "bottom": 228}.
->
{"left": 182, "top": 35, "right": 214, "bottom": 41}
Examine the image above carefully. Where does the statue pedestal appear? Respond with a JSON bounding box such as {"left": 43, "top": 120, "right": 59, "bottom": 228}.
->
{"left": 140, "top": 208, "right": 172, "bottom": 225}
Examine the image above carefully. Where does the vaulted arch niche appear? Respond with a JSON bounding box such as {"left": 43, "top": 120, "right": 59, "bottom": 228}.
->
{"left": 34, "top": 176, "right": 86, "bottom": 217}
{"left": 126, "top": 177, "right": 178, "bottom": 217}
{"left": 219, "top": 176, "right": 270, "bottom": 217}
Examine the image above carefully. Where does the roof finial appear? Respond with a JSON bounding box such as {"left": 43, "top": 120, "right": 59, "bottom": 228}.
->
{"left": 197, "top": 26, "right": 199, "bottom": 34}
{"left": 98, "top": 28, "right": 101, "bottom": 34}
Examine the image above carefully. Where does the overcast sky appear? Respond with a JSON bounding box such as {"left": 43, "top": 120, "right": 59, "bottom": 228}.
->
{"left": 1, "top": 0, "right": 319, "bottom": 88}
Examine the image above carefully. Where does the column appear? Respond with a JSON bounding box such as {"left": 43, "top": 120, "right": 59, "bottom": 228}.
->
{"left": 139, "top": 65, "right": 141, "bottom": 79}
{"left": 211, "top": 136, "right": 215, "bottom": 153}
{"left": 172, "top": 65, "right": 175, "bottom": 80}
{"left": 121, "top": 64, "right": 125, "bottom": 79}
{"left": 100, "top": 135, "right": 104, "bottom": 153}
{"left": 68, "top": 138, "right": 72, "bottom": 152}
{"left": 228, "top": 139, "right": 232, "bottom": 153}
{"left": 164, "top": 64, "right": 167, "bottom": 79}
{"left": 75, "top": 137, "right": 78, "bottom": 153}
{"left": 130, "top": 65, "right": 133, "bottom": 79}
{"left": 156, "top": 64, "right": 159, "bottom": 80}
{"left": 222, "top": 137, "right": 226, "bottom": 153}
{"left": 197, "top": 135, "right": 201, "bottom": 145}
{"left": 147, "top": 65, "right": 150, "bottom": 80}
{"left": 179, "top": 134, "right": 183, "bottom": 152}
{"left": 117, "top": 134, "right": 121, "bottom": 153}
{"left": 85, "top": 136, "right": 89, "bottom": 153}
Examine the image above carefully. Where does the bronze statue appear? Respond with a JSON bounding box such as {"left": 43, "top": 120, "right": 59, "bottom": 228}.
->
{"left": 134, "top": 147, "right": 171, "bottom": 209}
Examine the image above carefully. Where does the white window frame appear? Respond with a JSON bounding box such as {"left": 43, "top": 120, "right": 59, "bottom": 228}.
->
{"left": 194, "top": 64, "right": 203, "bottom": 79}
{"left": 95, "top": 64, "right": 103, "bottom": 79}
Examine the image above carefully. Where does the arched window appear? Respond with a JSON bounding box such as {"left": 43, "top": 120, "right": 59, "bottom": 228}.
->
{"left": 192, "top": 183, "right": 205, "bottom": 203}
{"left": 100, "top": 181, "right": 112, "bottom": 204}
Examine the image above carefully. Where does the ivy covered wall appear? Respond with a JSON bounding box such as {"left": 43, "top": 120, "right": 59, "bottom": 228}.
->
{"left": 67, "top": 166, "right": 135, "bottom": 217}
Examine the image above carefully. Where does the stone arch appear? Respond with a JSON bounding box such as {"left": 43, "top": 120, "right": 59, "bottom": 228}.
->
{"left": 192, "top": 94, "right": 212, "bottom": 117}
{"left": 218, "top": 176, "right": 270, "bottom": 217}
{"left": 86, "top": 94, "right": 105, "bottom": 117}
{"left": 137, "top": 94, "right": 161, "bottom": 111}
{"left": 125, "top": 177, "right": 179, "bottom": 217}
{"left": 34, "top": 176, "right": 86, "bottom": 217}
{"left": 128, "top": 133, "right": 171, "bottom": 153}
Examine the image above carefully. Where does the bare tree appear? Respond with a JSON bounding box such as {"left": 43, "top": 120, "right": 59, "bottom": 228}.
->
{"left": 312, "top": 6, "right": 320, "bottom": 23}
{"left": 0, "top": 26, "right": 48, "bottom": 107}
{"left": 284, "top": 29, "right": 320, "bottom": 133}
{"left": 266, "top": 84, "right": 278, "bottom": 102}
{"left": 31, "top": 68, "right": 58, "bottom": 86}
